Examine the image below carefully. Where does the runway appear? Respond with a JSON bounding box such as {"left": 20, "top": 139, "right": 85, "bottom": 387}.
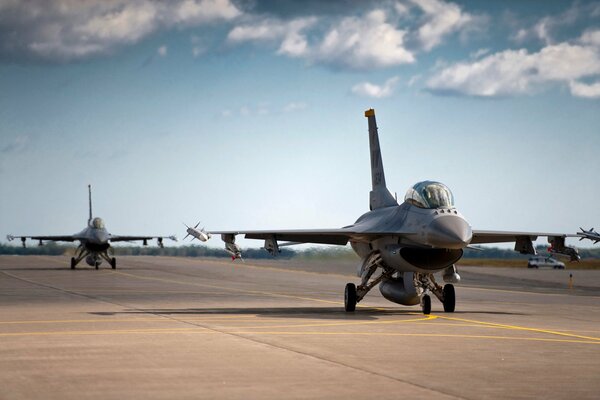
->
{"left": 1, "top": 255, "right": 599, "bottom": 399}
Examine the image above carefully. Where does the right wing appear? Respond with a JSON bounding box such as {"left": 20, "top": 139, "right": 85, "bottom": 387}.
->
{"left": 7, "top": 234, "right": 80, "bottom": 245}
{"left": 210, "top": 227, "right": 416, "bottom": 246}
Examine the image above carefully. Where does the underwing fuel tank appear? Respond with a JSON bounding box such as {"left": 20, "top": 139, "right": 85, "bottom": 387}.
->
{"left": 378, "top": 273, "right": 420, "bottom": 306}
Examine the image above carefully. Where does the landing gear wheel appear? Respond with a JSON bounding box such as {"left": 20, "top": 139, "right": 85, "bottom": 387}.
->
{"left": 110, "top": 258, "right": 116, "bottom": 269}
{"left": 95, "top": 262, "right": 99, "bottom": 270}
{"left": 421, "top": 294, "right": 431, "bottom": 315}
{"left": 70, "top": 257, "right": 76, "bottom": 269}
{"left": 443, "top": 284, "right": 456, "bottom": 313}
{"left": 344, "top": 283, "right": 357, "bottom": 312}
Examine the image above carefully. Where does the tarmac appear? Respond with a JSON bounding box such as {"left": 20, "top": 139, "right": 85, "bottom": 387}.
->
{"left": 1, "top": 255, "right": 599, "bottom": 400}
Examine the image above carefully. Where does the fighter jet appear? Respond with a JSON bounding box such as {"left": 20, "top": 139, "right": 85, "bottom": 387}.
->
{"left": 7, "top": 185, "right": 176, "bottom": 269}
{"left": 208, "top": 109, "right": 590, "bottom": 314}
{"left": 578, "top": 227, "right": 600, "bottom": 244}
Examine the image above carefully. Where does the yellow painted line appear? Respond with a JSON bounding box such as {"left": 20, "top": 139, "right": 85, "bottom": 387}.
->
{"left": 435, "top": 315, "right": 600, "bottom": 342}
{"left": 0, "top": 315, "right": 258, "bottom": 325}
{"left": 1, "top": 328, "right": 598, "bottom": 344}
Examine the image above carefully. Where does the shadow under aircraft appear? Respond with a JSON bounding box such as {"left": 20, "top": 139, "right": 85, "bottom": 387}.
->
{"left": 8, "top": 185, "right": 176, "bottom": 269}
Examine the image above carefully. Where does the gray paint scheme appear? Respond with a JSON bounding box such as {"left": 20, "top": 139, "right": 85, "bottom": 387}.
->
{"left": 210, "top": 109, "right": 591, "bottom": 312}
{"left": 7, "top": 185, "right": 175, "bottom": 269}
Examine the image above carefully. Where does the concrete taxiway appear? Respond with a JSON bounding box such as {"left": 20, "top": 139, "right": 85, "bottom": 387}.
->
{"left": 1, "top": 255, "right": 599, "bottom": 399}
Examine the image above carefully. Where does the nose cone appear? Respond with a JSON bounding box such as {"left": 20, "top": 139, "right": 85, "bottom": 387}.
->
{"left": 91, "top": 230, "right": 109, "bottom": 244}
{"left": 427, "top": 216, "right": 472, "bottom": 249}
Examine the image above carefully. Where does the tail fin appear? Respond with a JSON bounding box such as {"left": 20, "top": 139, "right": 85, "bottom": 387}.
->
{"left": 365, "top": 109, "right": 397, "bottom": 210}
{"left": 88, "top": 184, "right": 93, "bottom": 225}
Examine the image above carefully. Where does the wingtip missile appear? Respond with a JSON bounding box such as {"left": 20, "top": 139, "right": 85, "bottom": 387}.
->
{"left": 183, "top": 222, "right": 212, "bottom": 242}
{"left": 577, "top": 227, "right": 600, "bottom": 244}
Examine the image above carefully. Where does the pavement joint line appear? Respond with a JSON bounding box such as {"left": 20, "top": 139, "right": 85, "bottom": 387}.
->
{"left": 111, "top": 270, "right": 343, "bottom": 306}
{"left": 224, "top": 315, "right": 436, "bottom": 330}
{"left": 112, "top": 269, "right": 600, "bottom": 344}
{"left": 459, "top": 285, "right": 600, "bottom": 298}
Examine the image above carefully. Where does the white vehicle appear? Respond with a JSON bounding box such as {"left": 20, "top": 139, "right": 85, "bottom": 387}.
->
{"left": 527, "top": 256, "right": 565, "bottom": 269}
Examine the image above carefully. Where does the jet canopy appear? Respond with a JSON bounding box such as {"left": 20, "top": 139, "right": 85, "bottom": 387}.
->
{"left": 91, "top": 217, "right": 105, "bottom": 229}
{"left": 404, "top": 181, "right": 454, "bottom": 209}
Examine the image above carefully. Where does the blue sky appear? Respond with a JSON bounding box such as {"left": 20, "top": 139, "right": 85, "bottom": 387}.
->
{"left": 1, "top": 0, "right": 599, "bottom": 250}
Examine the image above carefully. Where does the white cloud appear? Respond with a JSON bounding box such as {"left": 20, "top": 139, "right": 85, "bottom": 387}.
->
{"left": 426, "top": 33, "right": 600, "bottom": 98}
{"left": 351, "top": 77, "right": 400, "bottom": 98}
{"left": 313, "top": 10, "right": 414, "bottom": 69}
{"left": 569, "top": 80, "right": 600, "bottom": 98}
{"left": 410, "top": 0, "right": 474, "bottom": 51}
{"left": 227, "top": 10, "right": 414, "bottom": 70}
{"left": 0, "top": 0, "right": 241, "bottom": 62}
{"left": 227, "top": 17, "right": 317, "bottom": 58}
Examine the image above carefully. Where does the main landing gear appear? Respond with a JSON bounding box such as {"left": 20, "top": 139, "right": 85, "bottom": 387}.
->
{"left": 345, "top": 252, "right": 392, "bottom": 312}
{"left": 414, "top": 273, "right": 455, "bottom": 314}
{"left": 344, "top": 251, "right": 457, "bottom": 314}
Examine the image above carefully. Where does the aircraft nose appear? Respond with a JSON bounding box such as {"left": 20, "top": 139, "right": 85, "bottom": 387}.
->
{"left": 427, "top": 216, "right": 472, "bottom": 249}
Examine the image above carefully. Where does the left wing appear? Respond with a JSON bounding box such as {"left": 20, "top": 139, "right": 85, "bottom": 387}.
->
{"left": 472, "top": 230, "right": 581, "bottom": 261}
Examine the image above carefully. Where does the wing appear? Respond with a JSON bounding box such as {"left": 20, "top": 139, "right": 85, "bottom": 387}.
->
{"left": 471, "top": 230, "right": 581, "bottom": 261}
{"left": 7, "top": 234, "right": 79, "bottom": 243}
{"left": 210, "top": 228, "right": 416, "bottom": 246}
{"left": 471, "top": 230, "right": 579, "bottom": 244}
{"left": 108, "top": 235, "right": 177, "bottom": 243}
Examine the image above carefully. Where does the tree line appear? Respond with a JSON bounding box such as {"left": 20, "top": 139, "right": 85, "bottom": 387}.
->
{"left": 1, "top": 242, "right": 599, "bottom": 260}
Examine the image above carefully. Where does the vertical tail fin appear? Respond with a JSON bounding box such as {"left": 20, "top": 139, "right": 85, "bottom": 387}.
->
{"left": 88, "top": 184, "right": 93, "bottom": 225}
{"left": 365, "top": 109, "right": 397, "bottom": 210}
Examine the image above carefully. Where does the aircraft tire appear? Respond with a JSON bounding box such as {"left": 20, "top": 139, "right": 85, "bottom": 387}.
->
{"left": 111, "top": 258, "right": 116, "bottom": 269}
{"left": 344, "top": 283, "right": 357, "bottom": 312}
{"left": 95, "top": 263, "right": 99, "bottom": 270}
{"left": 443, "top": 284, "right": 456, "bottom": 313}
{"left": 70, "top": 258, "right": 76, "bottom": 270}
{"left": 421, "top": 294, "right": 431, "bottom": 315}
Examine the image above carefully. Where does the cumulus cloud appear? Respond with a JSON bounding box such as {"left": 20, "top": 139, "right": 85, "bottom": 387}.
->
{"left": 352, "top": 76, "right": 400, "bottom": 98}
{"left": 426, "top": 30, "right": 600, "bottom": 98}
{"left": 409, "top": 0, "right": 474, "bottom": 51}
{"left": 312, "top": 10, "right": 414, "bottom": 69}
{"left": 227, "top": 17, "right": 317, "bottom": 58}
{"left": 569, "top": 80, "right": 600, "bottom": 98}
{"left": 0, "top": 0, "right": 241, "bottom": 62}
{"left": 228, "top": 9, "right": 415, "bottom": 70}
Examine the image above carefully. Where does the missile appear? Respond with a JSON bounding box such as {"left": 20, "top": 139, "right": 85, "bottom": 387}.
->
{"left": 183, "top": 221, "right": 212, "bottom": 242}
{"left": 578, "top": 227, "right": 600, "bottom": 244}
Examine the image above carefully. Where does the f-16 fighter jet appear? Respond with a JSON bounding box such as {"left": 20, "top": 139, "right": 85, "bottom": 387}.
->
{"left": 8, "top": 185, "right": 176, "bottom": 269}
{"left": 207, "top": 109, "right": 592, "bottom": 314}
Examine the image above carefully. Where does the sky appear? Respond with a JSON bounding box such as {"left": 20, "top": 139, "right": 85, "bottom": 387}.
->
{"left": 1, "top": 0, "right": 599, "bottom": 251}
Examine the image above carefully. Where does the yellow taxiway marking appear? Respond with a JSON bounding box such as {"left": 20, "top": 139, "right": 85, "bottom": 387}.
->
{"left": 0, "top": 315, "right": 258, "bottom": 325}
{"left": 110, "top": 270, "right": 600, "bottom": 343}
{"left": 1, "top": 328, "right": 599, "bottom": 344}
{"left": 435, "top": 315, "right": 600, "bottom": 342}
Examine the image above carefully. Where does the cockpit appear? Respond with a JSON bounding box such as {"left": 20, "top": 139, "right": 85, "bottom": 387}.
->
{"left": 404, "top": 181, "right": 455, "bottom": 209}
{"left": 91, "top": 217, "right": 105, "bottom": 229}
